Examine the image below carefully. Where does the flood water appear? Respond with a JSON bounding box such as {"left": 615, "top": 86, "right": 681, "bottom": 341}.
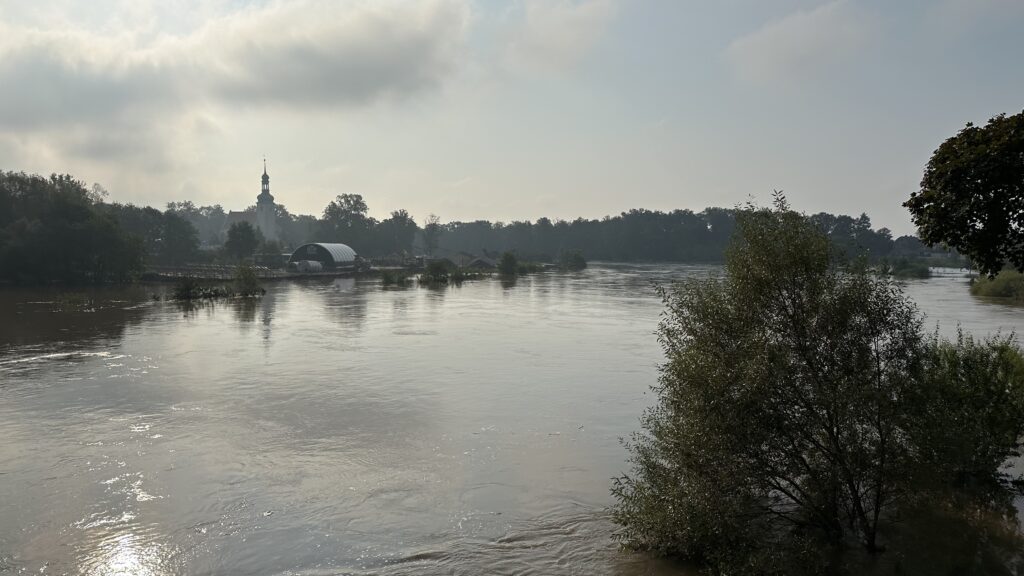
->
{"left": 1, "top": 264, "right": 1022, "bottom": 575}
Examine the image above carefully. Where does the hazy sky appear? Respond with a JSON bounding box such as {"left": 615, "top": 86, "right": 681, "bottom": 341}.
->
{"left": 1, "top": 0, "right": 1021, "bottom": 234}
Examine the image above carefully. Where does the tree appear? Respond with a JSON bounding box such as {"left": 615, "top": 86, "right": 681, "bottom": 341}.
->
{"left": 159, "top": 211, "right": 199, "bottom": 264}
{"left": 225, "top": 221, "right": 260, "bottom": 261}
{"left": 612, "top": 199, "right": 1024, "bottom": 574}
{"left": 905, "top": 111, "right": 1024, "bottom": 276}
{"left": 376, "top": 209, "right": 418, "bottom": 255}
{"left": 498, "top": 251, "right": 518, "bottom": 276}
{"left": 423, "top": 214, "right": 442, "bottom": 257}
{"left": 320, "top": 194, "right": 371, "bottom": 246}
{"left": 0, "top": 171, "right": 144, "bottom": 284}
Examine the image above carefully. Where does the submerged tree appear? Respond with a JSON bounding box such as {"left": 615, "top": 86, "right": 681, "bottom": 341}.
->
{"left": 498, "top": 252, "right": 518, "bottom": 276}
{"left": 612, "top": 198, "right": 1024, "bottom": 574}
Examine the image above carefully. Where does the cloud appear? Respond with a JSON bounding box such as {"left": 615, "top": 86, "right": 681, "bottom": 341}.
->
{"left": 0, "top": 0, "right": 469, "bottom": 162}
{"left": 725, "top": 1, "right": 876, "bottom": 88}
{"left": 198, "top": 1, "right": 469, "bottom": 107}
{"left": 506, "top": 0, "right": 617, "bottom": 72}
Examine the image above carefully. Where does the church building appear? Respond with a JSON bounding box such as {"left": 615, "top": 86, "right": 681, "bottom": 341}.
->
{"left": 222, "top": 160, "right": 280, "bottom": 243}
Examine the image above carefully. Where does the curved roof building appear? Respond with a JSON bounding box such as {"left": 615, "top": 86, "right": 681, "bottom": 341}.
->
{"left": 288, "top": 243, "right": 359, "bottom": 269}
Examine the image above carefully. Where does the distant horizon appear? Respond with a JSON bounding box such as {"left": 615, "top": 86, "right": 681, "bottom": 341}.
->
{"left": 28, "top": 164, "right": 914, "bottom": 236}
{"left": 2, "top": 1, "right": 1022, "bottom": 235}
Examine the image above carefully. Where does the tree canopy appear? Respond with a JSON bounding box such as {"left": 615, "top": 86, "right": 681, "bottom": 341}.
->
{"left": 612, "top": 199, "right": 1024, "bottom": 574}
{"left": 0, "top": 171, "right": 145, "bottom": 283}
{"left": 905, "top": 111, "right": 1024, "bottom": 276}
{"left": 225, "top": 221, "right": 260, "bottom": 261}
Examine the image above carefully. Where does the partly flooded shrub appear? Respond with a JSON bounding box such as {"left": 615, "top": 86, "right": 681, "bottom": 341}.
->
{"left": 381, "top": 270, "right": 412, "bottom": 286}
{"left": 498, "top": 252, "right": 518, "bottom": 276}
{"left": 971, "top": 270, "right": 1024, "bottom": 302}
{"left": 419, "top": 261, "right": 451, "bottom": 285}
{"left": 172, "top": 266, "right": 263, "bottom": 300}
{"left": 882, "top": 258, "right": 931, "bottom": 279}
{"left": 498, "top": 252, "right": 543, "bottom": 276}
{"left": 172, "top": 276, "right": 223, "bottom": 300}
{"left": 559, "top": 250, "right": 588, "bottom": 271}
{"left": 233, "top": 264, "right": 265, "bottom": 297}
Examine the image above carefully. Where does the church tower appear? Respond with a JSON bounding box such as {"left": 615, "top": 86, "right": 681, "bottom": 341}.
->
{"left": 256, "top": 159, "right": 279, "bottom": 242}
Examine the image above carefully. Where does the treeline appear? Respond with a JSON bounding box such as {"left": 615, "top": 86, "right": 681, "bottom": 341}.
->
{"left": 0, "top": 172, "right": 204, "bottom": 283}
{"left": 162, "top": 192, "right": 945, "bottom": 264}
{"left": 437, "top": 209, "right": 945, "bottom": 264}
{"left": 0, "top": 170, "right": 953, "bottom": 284}
{"left": 165, "top": 194, "right": 418, "bottom": 257}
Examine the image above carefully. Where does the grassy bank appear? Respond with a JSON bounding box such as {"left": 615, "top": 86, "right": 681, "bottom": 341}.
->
{"left": 970, "top": 271, "right": 1024, "bottom": 302}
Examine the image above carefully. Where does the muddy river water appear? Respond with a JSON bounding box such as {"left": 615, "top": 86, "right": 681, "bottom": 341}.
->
{"left": 1, "top": 264, "right": 1021, "bottom": 575}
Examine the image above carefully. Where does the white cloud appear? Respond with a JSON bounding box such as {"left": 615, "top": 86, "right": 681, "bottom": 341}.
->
{"left": 0, "top": 0, "right": 470, "bottom": 166}
{"left": 725, "top": 1, "right": 876, "bottom": 88}
{"left": 506, "top": 0, "right": 617, "bottom": 72}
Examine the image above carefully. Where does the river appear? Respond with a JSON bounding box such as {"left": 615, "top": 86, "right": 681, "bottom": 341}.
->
{"left": 1, "top": 264, "right": 1022, "bottom": 575}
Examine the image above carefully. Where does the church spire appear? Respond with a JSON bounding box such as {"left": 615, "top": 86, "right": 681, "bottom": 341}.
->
{"left": 259, "top": 158, "right": 272, "bottom": 202}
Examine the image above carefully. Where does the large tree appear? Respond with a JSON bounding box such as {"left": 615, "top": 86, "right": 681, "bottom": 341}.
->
{"left": 225, "top": 221, "right": 260, "bottom": 261}
{"left": 612, "top": 199, "right": 1024, "bottom": 574}
{"left": 319, "top": 194, "right": 372, "bottom": 247}
{"left": 905, "top": 111, "right": 1024, "bottom": 276}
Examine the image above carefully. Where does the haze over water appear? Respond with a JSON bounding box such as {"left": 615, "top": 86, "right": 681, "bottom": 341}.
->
{"left": 1, "top": 264, "right": 1022, "bottom": 575}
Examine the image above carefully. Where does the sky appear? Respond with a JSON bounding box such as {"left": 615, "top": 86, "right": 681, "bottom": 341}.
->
{"left": 0, "top": 0, "right": 1021, "bottom": 234}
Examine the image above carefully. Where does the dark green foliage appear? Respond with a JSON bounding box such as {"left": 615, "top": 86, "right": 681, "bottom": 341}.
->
{"left": 0, "top": 171, "right": 145, "bottom": 284}
{"left": 970, "top": 271, "right": 1024, "bottom": 302}
{"left": 377, "top": 210, "right": 418, "bottom": 255}
{"left": 167, "top": 201, "right": 227, "bottom": 247}
{"left": 420, "top": 260, "right": 451, "bottom": 284}
{"left": 433, "top": 207, "right": 928, "bottom": 264}
{"left": 498, "top": 252, "right": 518, "bottom": 276}
{"left": 422, "top": 214, "right": 442, "bottom": 257}
{"left": 224, "top": 221, "right": 260, "bottom": 261}
{"left": 172, "top": 276, "right": 229, "bottom": 300}
{"left": 516, "top": 261, "right": 543, "bottom": 274}
{"left": 380, "top": 270, "right": 412, "bottom": 286}
{"left": 233, "top": 264, "right": 264, "bottom": 297}
{"left": 910, "top": 332, "right": 1024, "bottom": 488}
{"left": 881, "top": 258, "right": 931, "bottom": 279}
{"left": 172, "top": 265, "right": 263, "bottom": 299}
{"left": 559, "top": 249, "right": 587, "bottom": 270}
{"left": 613, "top": 200, "right": 1024, "bottom": 574}
{"left": 318, "top": 193, "right": 371, "bottom": 247}
{"left": 415, "top": 260, "right": 487, "bottom": 286}
{"left": 104, "top": 203, "right": 199, "bottom": 265}
{"left": 905, "top": 111, "right": 1024, "bottom": 277}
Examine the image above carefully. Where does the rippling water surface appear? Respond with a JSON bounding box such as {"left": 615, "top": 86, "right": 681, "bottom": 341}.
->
{"left": 1, "top": 264, "right": 1022, "bottom": 575}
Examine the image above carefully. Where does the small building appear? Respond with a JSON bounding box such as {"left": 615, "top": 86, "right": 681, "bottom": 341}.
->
{"left": 288, "top": 243, "right": 359, "bottom": 272}
{"left": 467, "top": 256, "right": 496, "bottom": 269}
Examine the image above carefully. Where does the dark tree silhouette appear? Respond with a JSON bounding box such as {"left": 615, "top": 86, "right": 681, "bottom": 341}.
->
{"left": 905, "top": 111, "right": 1024, "bottom": 276}
{"left": 225, "top": 221, "right": 260, "bottom": 261}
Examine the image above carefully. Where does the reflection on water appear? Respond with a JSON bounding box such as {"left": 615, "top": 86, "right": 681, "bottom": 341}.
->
{"left": 0, "top": 265, "right": 1020, "bottom": 574}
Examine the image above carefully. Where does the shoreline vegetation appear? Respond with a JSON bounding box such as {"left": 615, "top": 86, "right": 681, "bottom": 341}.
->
{"left": 970, "top": 270, "right": 1024, "bottom": 303}
{"left": 171, "top": 264, "right": 265, "bottom": 300}
{"left": 1, "top": 170, "right": 961, "bottom": 288}
{"left": 612, "top": 199, "right": 1024, "bottom": 575}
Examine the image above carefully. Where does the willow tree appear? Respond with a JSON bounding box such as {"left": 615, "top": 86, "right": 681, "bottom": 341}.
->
{"left": 613, "top": 198, "right": 1024, "bottom": 574}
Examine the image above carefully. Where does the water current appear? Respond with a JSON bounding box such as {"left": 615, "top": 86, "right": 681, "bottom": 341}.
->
{"left": 1, "top": 264, "right": 1021, "bottom": 575}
